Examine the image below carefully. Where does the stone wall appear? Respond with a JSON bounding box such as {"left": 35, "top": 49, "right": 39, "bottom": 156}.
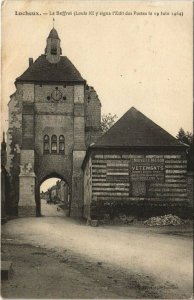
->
{"left": 35, "top": 84, "right": 74, "bottom": 114}
{"left": 7, "top": 78, "right": 102, "bottom": 217}
{"left": 85, "top": 86, "right": 102, "bottom": 146}
{"left": 83, "top": 157, "right": 92, "bottom": 219}
{"left": 19, "top": 150, "right": 36, "bottom": 216}
{"left": 6, "top": 88, "right": 22, "bottom": 214}
{"left": 1, "top": 166, "right": 10, "bottom": 220}
{"left": 59, "top": 181, "right": 69, "bottom": 206}
{"left": 83, "top": 148, "right": 189, "bottom": 219}
{"left": 23, "top": 83, "right": 34, "bottom": 102}
{"left": 34, "top": 112, "right": 74, "bottom": 185}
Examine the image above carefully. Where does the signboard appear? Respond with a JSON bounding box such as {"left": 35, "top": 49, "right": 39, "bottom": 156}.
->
{"left": 130, "top": 158, "right": 164, "bottom": 182}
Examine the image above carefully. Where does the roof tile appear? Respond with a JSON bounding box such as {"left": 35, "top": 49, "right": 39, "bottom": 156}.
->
{"left": 92, "top": 107, "right": 185, "bottom": 148}
{"left": 16, "top": 55, "right": 85, "bottom": 83}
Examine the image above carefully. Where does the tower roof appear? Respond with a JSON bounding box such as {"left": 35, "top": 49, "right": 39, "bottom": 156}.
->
{"left": 48, "top": 28, "right": 60, "bottom": 39}
{"left": 91, "top": 107, "right": 186, "bottom": 148}
{"left": 16, "top": 55, "right": 85, "bottom": 83}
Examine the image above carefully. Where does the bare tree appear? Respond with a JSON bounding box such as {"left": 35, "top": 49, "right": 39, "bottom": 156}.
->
{"left": 101, "top": 113, "right": 118, "bottom": 133}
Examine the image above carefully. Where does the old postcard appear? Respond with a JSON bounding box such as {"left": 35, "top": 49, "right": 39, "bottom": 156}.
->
{"left": 1, "top": 0, "right": 193, "bottom": 299}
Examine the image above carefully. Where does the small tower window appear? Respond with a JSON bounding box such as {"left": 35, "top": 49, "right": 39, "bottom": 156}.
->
{"left": 59, "top": 135, "right": 65, "bottom": 154}
{"left": 51, "top": 135, "right": 57, "bottom": 154}
{"left": 51, "top": 46, "right": 57, "bottom": 55}
{"left": 43, "top": 135, "right": 50, "bottom": 154}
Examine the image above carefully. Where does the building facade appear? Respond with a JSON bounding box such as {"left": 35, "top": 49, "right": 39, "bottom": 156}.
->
{"left": 6, "top": 28, "right": 102, "bottom": 217}
{"left": 82, "top": 108, "right": 189, "bottom": 220}
{"left": 5, "top": 27, "right": 190, "bottom": 220}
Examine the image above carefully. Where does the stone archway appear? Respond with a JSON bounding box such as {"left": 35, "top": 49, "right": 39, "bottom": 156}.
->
{"left": 35, "top": 172, "right": 71, "bottom": 217}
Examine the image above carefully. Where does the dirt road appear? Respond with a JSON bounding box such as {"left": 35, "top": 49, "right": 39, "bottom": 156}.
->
{"left": 1, "top": 206, "right": 193, "bottom": 298}
{"left": 41, "top": 199, "right": 66, "bottom": 217}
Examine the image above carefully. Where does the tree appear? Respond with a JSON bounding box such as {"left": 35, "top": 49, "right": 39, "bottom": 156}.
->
{"left": 176, "top": 128, "right": 193, "bottom": 146}
{"left": 101, "top": 113, "right": 118, "bottom": 133}
{"left": 176, "top": 128, "right": 193, "bottom": 171}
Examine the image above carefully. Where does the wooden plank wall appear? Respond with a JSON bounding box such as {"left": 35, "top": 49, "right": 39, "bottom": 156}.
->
{"left": 148, "top": 155, "right": 187, "bottom": 200}
{"left": 92, "top": 155, "right": 130, "bottom": 201}
{"left": 91, "top": 153, "right": 188, "bottom": 203}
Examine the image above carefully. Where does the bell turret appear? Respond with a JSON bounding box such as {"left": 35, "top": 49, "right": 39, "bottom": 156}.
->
{"left": 45, "top": 27, "right": 62, "bottom": 63}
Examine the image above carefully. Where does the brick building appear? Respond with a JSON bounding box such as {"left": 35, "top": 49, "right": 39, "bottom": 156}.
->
{"left": 6, "top": 27, "right": 101, "bottom": 217}
{"left": 82, "top": 107, "right": 189, "bottom": 220}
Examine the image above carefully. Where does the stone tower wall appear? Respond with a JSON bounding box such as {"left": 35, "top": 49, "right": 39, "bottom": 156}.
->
{"left": 6, "top": 86, "right": 23, "bottom": 214}
{"left": 85, "top": 86, "right": 102, "bottom": 147}
{"left": 7, "top": 80, "right": 102, "bottom": 216}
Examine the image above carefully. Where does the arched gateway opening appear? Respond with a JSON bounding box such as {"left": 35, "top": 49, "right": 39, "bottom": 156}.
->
{"left": 36, "top": 174, "right": 71, "bottom": 217}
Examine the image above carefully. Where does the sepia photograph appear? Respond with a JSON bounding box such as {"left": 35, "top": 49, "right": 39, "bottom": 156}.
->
{"left": 1, "top": 0, "right": 193, "bottom": 299}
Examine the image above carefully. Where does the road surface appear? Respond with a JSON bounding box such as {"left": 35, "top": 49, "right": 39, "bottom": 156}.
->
{"left": 40, "top": 199, "right": 66, "bottom": 217}
{"left": 1, "top": 206, "right": 193, "bottom": 298}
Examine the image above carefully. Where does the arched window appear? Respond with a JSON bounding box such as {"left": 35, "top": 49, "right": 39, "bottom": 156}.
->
{"left": 43, "top": 135, "right": 49, "bottom": 153}
{"left": 51, "top": 135, "right": 57, "bottom": 154}
{"left": 59, "top": 135, "right": 65, "bottom": 154}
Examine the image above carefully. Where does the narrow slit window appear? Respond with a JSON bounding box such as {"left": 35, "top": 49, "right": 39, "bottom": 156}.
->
{"left": 43, "top": 135, "right": 50, "bottom": 154}
{"left": 51, "top": 135, "right": 57, "bottom": 154}
{"left": 59, "top": 135, "right": 65, "bottom": 154}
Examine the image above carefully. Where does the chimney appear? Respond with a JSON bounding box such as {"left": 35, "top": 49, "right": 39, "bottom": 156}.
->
{"left": 29, "top": 58, "right": 33, "bottom": 66}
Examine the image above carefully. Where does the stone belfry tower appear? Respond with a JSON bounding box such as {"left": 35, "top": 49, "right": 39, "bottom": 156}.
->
{"left": 7, "top": 27, "right": 102, "bottom": 217}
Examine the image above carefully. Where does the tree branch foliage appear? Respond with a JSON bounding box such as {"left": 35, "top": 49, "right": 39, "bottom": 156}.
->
{"left": 176, "top": 128, "right": 193, "bottom": 146}
{"left": 101, "top": 113, "right": 118, "bottom": 133}
{"left": 176, "top": 128, "right": 193, "bottom": 171}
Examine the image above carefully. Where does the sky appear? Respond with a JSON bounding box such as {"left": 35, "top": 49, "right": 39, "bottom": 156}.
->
{"left": 1, "top": 0, "right": 193, "bottom": 190}
{"left": 40, "top": 178, "right": 59, "bottom": 192}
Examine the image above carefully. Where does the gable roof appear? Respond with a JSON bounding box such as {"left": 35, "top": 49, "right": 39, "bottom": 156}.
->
{"left": 92, "top": 107, "right": 186, "bottom": 148}
{"left": 16, "top": 55, "right": 85, "bottom": 83}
